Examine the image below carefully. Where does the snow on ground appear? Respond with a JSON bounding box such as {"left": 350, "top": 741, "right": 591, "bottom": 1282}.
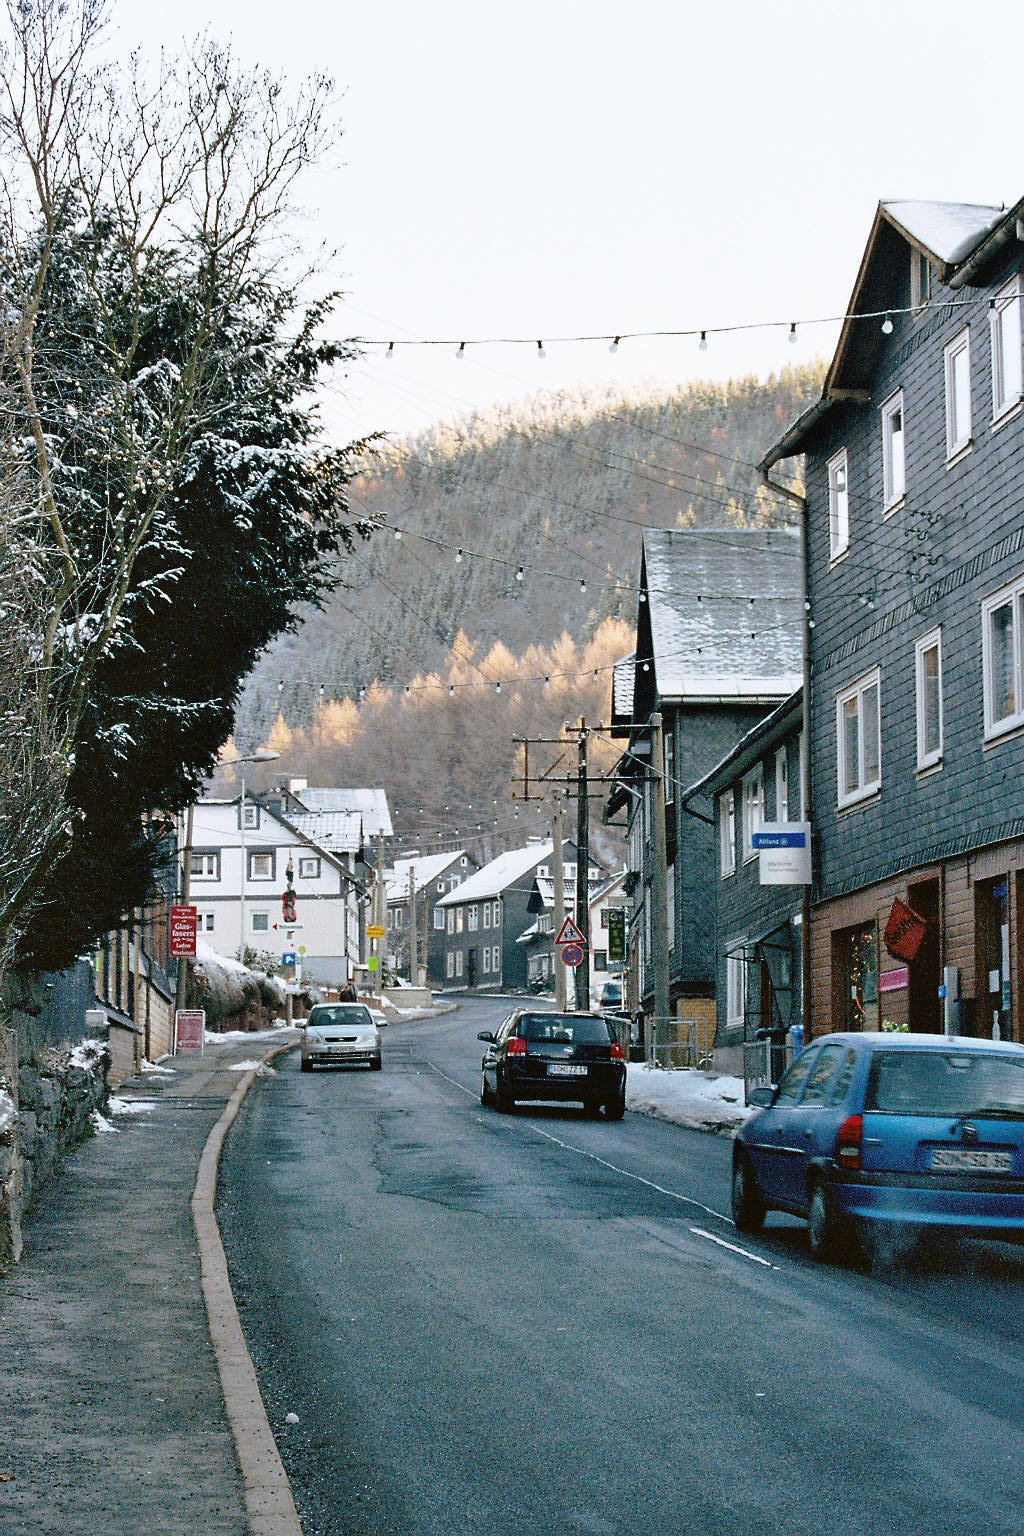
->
{"left": 204, "top": 1024, "right": 296, "bottom": 1045}
{"left": 90, "top": 1109, "right": 119, "bottom": 1134}
{"left": 626, "top": 1065, "right": 751, "bottom": 1136}
{"left": 69, "top": 1038, "right": 107, "bottom": 1071}
{"left": 228, "top": 1059, "right": 277, "bottom": 1076}
{"left": 108, "top": 1097, "right": 158, "bottom": 1115}
{"left": 142, "top": 1059, "right": 176, "bottom": 1074}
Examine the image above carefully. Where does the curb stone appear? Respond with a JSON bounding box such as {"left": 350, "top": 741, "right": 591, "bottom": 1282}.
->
{"left": 191, "top": 1039, "right": 303, "bottom": 1536}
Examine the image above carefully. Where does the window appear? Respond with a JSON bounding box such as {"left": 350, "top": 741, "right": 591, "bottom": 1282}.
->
{"left": 774, "top": 1052, "right": 816, "bottom": 1107}
{"left": 663, "top": 729, "right": 675, "bottom": 804}
{"left": 191, "top": 850, "right": 220, "bottom": 880}
{"left": 915, "top": 628, "right": 943, "bottom": 770}
{"left": 719, "top": 791, "right": 736, "bottom": 877}
{"left": 446, "top": 951, "right": 454, "bottom": 979}
{"left": 775, "top": 747, "right": 789, "bottom": 822}
{"left": 827, "top": 449, "right": 849, "bottom": 558}
{"left": 593, "top": 950, "right": 607, "bottom": 972}
{"left": 990, "top": 275, "right": 1023, "bottom": 422}
{"left": 491, "top": 945, "right": 501, "bottom": 974}
{"left": 910, "top": 249, "right": 932, "bottom": 310}
{"left": 298, "top": 855, "right": 320, "bottom": 880}
{"left": 982, "top": 576, "right": 1024, "bottom": 738}
{"left": 881, "top": 390, "right": 905, "bottom": 510}
{"left": 239, "top": 801, "right": 258, "bottom": 830}
{"left": 468, "top": 904, "right": 479, "bottom": 931}
{"left": 741, "top": 766, "right": 763, "bottom": 860}
{"left": 446, "top": 909, "right": 455, "bottom": 935}
{"left": 836, "top": 669, "right": 881, "bottom": 807}
{"left": 247, "top": 850, "right": 274, "bottom": 881}
{"left": 251, "top": 912, "right": 269, "bottom": 933}
{"left": 455, "top": 907, "right": 464, "bottom": 934}
{"left": 198, "top": 911, "right": 215, "bottom": 931}
{"left": 455, "top": 950, "right": 464, "bottom": 978}
{"left": 726, "top": 953, "right": 744, "bottom": 1029}
{"left": 944, "top": 329, "right": 972, "bottom": 458}
{"left": 481, "top": 947, "right": 490, "bottom": 975}
{"left": 433, "top": 907, "right": 445, "bottom": 931}
{"left": 800, "top": 1044, "right": 844, "bottom": 1106}
{"left": 836, "top": 922, "right": 879, "bottom": 1031}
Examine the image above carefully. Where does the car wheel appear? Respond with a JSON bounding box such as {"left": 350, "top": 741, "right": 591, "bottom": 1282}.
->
{"left": 371, "top": 1055, "right": 382, "bottom": 1071}
{"left": 495, "top": 1073, "right": 514, "bottom": 1113}
{"left": 480, "top": 1073, "right": 494, "bottom": 1107}
{"left": 604, "top": 1086, "right": 626, "bottom": 1121}
{"left": 731, "top": 1153, "right": 766, "bottom": 1233}
{"left": 300, "top": 1058, "right": 311, "bottom": 1073}
{"left": 807, "top": 1180, "right": 849, "bottom": 1264}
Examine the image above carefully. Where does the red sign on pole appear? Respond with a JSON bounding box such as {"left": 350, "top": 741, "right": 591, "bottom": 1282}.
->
{"left": 561, "top": 942, "right": 585, "bottom": 968}
{"left": 169, "top": 905, "right": 197, "bottom": 958}
{"left": 555, "top": 914, "right": 587, "bottom": 947}
{"left": 175, "top": 1009, "right": 205, "bottom": 1051}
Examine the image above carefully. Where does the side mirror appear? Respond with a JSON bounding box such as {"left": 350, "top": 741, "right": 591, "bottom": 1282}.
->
{"left": 477, "top": 1030, "right": 496, "bottom": 1044}
{"left": 747, "top": 1086, "right": 774, "bottom": 1108}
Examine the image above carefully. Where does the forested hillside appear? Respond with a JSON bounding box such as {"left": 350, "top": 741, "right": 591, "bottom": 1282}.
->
{"left": 231, "top": 364, "right": 822, "bottom": 853}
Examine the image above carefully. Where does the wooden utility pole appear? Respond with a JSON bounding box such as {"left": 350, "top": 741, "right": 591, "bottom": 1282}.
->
{"left": 551, "top": 796, "right": 567, "bottom": 1011}
{"left": 650, "top": 712, "right": 671, "bottom": 1053}
{"left": 408, "top": 864, "right": 418, "bottom": 985}
{"left": 574, "top": 719, "right": 590, "bottom": 1011}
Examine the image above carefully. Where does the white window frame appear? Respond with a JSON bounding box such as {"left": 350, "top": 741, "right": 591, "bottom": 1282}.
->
{"left": 915, "top": 627, "right": 944, "bottom": 771}
{"left": 982, "top": 575, "right": 1024, "bottom": 739}
{"left": 455, "top": 950, "right": 463, "bottom": 978}
{"left": 726, "top": 953, "right": 745, "bottom": 1030}
{"left": 198, "top": 911, "right": 215, "bottom": 932}
{"left": 191, "top": 850, "right": 220, "bottom": 881}
{"left": 775, "top": 747, "right": 789, "bottom": 822}
{"left": 836, "top": 668, "right": 882, "bottom": 808}
{"left": 910, "top": 250, "right": 932, "bottom": 311}
{"left": 719, "top": 791, "right": 736, "bottom": 877}
{"left": 247, "top": 850, "right": 274, "bottom": 881}
{"left": 663, "top": 730, "right": 675, "bottom": 804}
{"left": 446, "top": 908, "right": 455, "bottom": 935}
{"left": 433, "top": 907, "right": 445, "bottom": 931}
{"left": 446, "top": 950, "right": 454, "bottom": 979}
{"left": 881, "top": 389, "right": 906, "bottom": 512}
{"left": 298, "top": 855, "right": 321, "bottom": 880}
{"left": 827, "top": 448, "right": 849, "bottom": 559}
{"left": 944, "top": 328, "right": 972, "bottom": 459}
{"left": 468, "top": 904, "right": 479, "bottom": 931}
{"left": 990, "top": 275, "right": 1023, "bottom": 424}
{"left": 251, "top": 911, "right": 269, "bottom": 933}
{"left": 741, "top": 765, "right": 763, "bottom": 862}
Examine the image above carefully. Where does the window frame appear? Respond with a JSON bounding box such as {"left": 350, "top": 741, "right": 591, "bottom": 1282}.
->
{"left": 190, "top": 849, "right": 220, "bottom": 881}
{"left": 944, "top": 328, "right": 972, "bottom": 459}
{"left": 663, "top": 729, "right": 675, "bottom": 805}
{"left": 297, "top": 854, "right": 321, "bottom": 880}
{"left": 247, "top": 848, "right": 275, "bottom": 882}
{"left": 433, "top": 907, "right": 445, "bottom": 931}
{"left": 726, "top": 952, "right": 745, "bottom": 1030}
{"left": 990, "top": 274, "right": 1023, "bottom": 425}
{"left": 719, "top": 790, "right": 736, "bottom": 877}
{"left": 741, "top": 765, "right": 764, "bottom": 862}
{"left": 881, "top": 389, "right": 906, "bottom": 513}
{"left": 982, "top": 576, "right": 1024, "bottom": 740}
{"left": 827, "top": 448, "right": 849, "bottom": 560}
{"left": 775, "top": 746, "right": 789, "bottom": 822}
{"left": 836, "top": 667, "right": 882, "bottom": 809}
{"left": 251, "top": 911, "right": 269, "bottom": 933}
{"left": 915, "top": 627, "right": 944, "bottom": 771}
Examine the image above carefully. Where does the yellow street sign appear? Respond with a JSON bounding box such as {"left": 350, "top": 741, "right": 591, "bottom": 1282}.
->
{"left": 366, "top": 924, "right": 385, "bottom": 939}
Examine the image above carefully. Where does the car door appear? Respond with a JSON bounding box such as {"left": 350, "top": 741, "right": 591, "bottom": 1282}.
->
{"left": 779, "top": 1043, "right": 847, "bottom": 1210}
{"left": 481, "top": 1013, "right": 515, "bottom": 1092}
{"left": 745, "top": 1048, "right": 818, "bottom": 1209}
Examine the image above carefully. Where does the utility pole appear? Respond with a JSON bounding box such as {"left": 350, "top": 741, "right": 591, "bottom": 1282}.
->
{"left": 650, "top": 712, "right": 671, "bottom": 1056}
{"left": 574, "top": 718, "right": 590, "bottom": 1011}
{"left": 551, "top": 795, "right": 567, "bottom": 1011}
{"left": 408, "top": 864, "right": 418, "bottom": 986}
{"left": 375, "top": 833, "right": 385, "bottom": 998}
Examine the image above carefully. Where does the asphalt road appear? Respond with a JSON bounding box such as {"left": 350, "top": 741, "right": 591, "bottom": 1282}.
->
{"left": 218, "top": 996, "right": 1024, "bottom": 1536}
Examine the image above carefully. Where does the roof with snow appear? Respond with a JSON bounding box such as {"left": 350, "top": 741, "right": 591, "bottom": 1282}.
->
{"left": 385, "top": 851, "right": 467, "bottom": 902}
{"left": 641, "top": 528, "right": 803, "bottom": 702}
{"left": 880, "top": 200, "right": 1004, "bottom": 266}
{"left": 436, "top": 842, "right": 553, "bottom": 905}
{"left": 291, "top": 787, "right": 393, "bottom": 838}
{"left": 287, "top": 809, "right": 363, "bottom": 854}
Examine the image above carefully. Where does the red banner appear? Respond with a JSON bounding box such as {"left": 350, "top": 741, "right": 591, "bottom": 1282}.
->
{"left": 883, "top": 898, "right": 928, "bottom": 963}
{"left": 169, "top": 904, "right": 197, "bottom": 958}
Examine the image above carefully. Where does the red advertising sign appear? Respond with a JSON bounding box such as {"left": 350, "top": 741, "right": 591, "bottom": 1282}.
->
{"left": 169, "top": 904, "right": 198, "bottom": 958}
{"left": 883, "top": 898, "right": 929, "bottom": 964}
{"left": 175, "top": 1009, "right": 205, "bottom": 1051}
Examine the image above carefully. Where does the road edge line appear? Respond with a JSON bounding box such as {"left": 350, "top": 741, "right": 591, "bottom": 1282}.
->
{"left": 191, "top": 1040, "right": 302, "bottom": 1536}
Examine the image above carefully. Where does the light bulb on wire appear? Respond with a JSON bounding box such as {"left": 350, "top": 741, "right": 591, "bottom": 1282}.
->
{"left": 699, "top": 331, "right": 708, "bottom": 351}
{"left": 788, "top": 322, "right": 798, "bottom": 344}
{"left": 881, "top": 314, "right": 894, "bottom": 335}
{"left": 609, "top": 336, "right": 620, "bottom": 355}
{"left": 536, "top": 340, "right": 546, "bottom": 360}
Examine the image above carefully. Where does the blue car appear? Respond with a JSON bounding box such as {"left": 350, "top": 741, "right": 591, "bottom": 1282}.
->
{"left": 732, "top": 1032, "right": 1024, "bottom": 1262}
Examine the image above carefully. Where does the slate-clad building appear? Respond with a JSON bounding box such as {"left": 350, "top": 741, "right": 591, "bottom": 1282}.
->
{"left": 761, "top": 197, "right": 1024, "bottom": 1043}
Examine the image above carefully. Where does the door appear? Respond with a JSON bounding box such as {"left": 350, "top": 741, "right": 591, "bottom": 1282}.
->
{"left": 908, "top": 878, "right": 941, "bottom": 1033}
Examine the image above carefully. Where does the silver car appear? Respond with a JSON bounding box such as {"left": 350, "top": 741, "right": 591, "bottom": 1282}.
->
{"left": 300, "top": 1003, "right": 382, "bottom": 1072}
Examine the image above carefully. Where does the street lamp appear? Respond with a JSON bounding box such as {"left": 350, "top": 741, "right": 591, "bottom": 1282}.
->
{"left": 234, "top": 751, "right": 281, "bottom": 961}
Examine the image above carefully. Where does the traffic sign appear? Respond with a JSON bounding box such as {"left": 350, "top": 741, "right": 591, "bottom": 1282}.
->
{"left": 555, "top": 914, "right": 586, "bottom": 947}
{"left": 282, "top": 950, "right": 297, "bottom": 967}
{"left": 561, "top": 942, "right": 584, "bottom": 968}
{"left": 366, "top": 923, "right": 385, "bottom": 939}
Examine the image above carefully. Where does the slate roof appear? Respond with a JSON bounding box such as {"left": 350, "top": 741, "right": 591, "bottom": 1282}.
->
{"left": 286, "top": 809, "right": 363, "bottom": 855}
{"left": 642, "top": 528, "right": 803, "bottom": 702}
{"left": 610, "top": 653, "right": 635, "bottom": 735}
{"left": 385, "top": 851, "right": 466, "bottom": 902}
{"left": 291, "top": 787, "right": 393, "bottom": 838}
{"left": 436, "top": 842, "right": 552, "bottom": 905}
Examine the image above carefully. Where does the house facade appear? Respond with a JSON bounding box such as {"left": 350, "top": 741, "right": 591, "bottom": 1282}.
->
{"left": 761, "top": 197, "right": 1024, "bottom": 1044}
{"left": 385, "top": 850, "right": 478, "bottom": 986}
{"left": 607, "top": 529, "right": 803, "bottom": 1042}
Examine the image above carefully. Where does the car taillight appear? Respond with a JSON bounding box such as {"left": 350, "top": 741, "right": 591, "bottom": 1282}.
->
{"left": 835, "top": 1114, "right": 863, "bottom": 1171}
{"left": 506, "top": 1036, "right": 527, "bottom": 1056}
{"left": 609, "top": 1041, "right": 625, "bottom": 1061}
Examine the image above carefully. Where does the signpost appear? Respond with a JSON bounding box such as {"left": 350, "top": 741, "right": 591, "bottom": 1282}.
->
{"left": 174, "top": 1008, "right": 205, "bottom": 1052}
{"left": 555, "top": 914, "right": 586, "bottom": 947}
{"left": 169, "top": 905, "right": 197, "bottom": 958}
{"left": 751, "top": 823, "right": 811, "bottom": 885}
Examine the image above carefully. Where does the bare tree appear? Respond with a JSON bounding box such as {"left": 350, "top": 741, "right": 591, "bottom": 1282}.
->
{"left": 0, "top": 0, "right": 338, "bottom": 976}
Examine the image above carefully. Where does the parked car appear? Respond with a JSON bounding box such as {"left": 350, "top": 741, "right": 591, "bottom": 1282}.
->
{"left": 599, "top": 979, "right": 623, "bottom": 1011}
{"left": 732, "top": 1032, "right": 1024, "bottom": 1262}
{"left": 300, "top": 1003, "right": 382, "bottom": 1072}
{"left": 478, "top": 1009, "right": 626, "bottom": 1119}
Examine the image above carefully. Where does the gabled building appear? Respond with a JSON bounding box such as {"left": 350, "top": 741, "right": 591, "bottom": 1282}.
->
{"left": 517, "top": 858, "right": 608, "bottom": 993}
{"left": 607, "top": 528, "right": 803, "bottom": 1038}
{"left": 760, "top": 196, "right": 1024, "bottom": 1043}
{"left": 385, "top": 849, "right": 478, "bottom": 986}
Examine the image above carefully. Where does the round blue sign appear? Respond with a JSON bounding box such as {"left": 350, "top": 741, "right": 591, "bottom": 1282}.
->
{"left": 561, "top": 942, "right": 584, "bottom": 968}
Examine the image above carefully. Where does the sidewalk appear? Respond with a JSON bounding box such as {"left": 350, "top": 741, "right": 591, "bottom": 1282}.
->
{"left": 0, "top": 1031, "right": 297, "bottom": 1536}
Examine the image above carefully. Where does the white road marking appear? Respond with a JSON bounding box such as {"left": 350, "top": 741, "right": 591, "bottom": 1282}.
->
{"left": 689, "top": 1226, "right": 779, "bottom": 1269}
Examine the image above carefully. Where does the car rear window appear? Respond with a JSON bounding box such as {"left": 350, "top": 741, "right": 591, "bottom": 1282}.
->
{"left": 519, "top": 1013, "right": 612, "bottom": 1045}
{"left": 308, "top": 1006, "right": 373, "bottom": 1029}
{"left": 865, "top": 1049, "right": 1024, "bottom": 1117}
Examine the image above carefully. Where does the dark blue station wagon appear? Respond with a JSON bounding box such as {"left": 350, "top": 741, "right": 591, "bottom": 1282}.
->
{"left": 732, "top": 1032, "right": 1024, "bottom": 1261}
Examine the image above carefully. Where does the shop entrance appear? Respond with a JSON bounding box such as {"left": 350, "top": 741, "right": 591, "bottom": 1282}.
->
{"left": 907, "top": 878, "right": 941, "bottom": 1033}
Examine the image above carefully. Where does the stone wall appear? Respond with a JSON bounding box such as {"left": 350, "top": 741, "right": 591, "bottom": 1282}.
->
{"left": 0, "top": 974, "right": 109, "bottom": 1273}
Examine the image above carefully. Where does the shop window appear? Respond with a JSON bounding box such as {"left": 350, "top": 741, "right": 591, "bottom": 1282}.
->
{"left": 977, "top": 877, "right": 1011, "bottom": 1040}
{"left": 835, "top": 922, "right": 879, "bottom": 1031}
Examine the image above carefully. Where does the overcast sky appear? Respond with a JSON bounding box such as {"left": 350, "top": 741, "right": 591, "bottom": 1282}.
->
{"left": 114, "top": 0, "right": 1024, "bottom": 445}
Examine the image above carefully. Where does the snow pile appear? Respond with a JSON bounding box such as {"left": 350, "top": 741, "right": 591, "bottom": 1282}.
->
{"left": 69, "top": 1038, "right": 107, "bottom": 1072}
{"left": 228, "top": 1060, "right": 277, "bottom": 1076}
{"left": 190, "top": 940, "right": 287, "bottom": 1027}
{"left": 108, "top": 1097, "right": 157, "bottom": 1116}
{"left": 626, "top": 1065, "right": 751, "bottom": 1136}
{"left": 0, "top": 1089, "right": 15, "bottom": 1139}
{"left": 90, "top": 1109, "right": 119, "bottom": 1134}
{"left": 205, "top": 1024, "right": 296, "bottom": 1045}
{"left": 140, "top": 1059, "right": 176, "bottom": 1075}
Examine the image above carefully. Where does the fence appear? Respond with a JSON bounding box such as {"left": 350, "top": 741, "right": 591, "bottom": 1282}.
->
{"left": 742, "top": 1036, "right": 795, "bottom": 1103}
{"left": 646, "top": 1015, "right": 715, "bottom": 1071}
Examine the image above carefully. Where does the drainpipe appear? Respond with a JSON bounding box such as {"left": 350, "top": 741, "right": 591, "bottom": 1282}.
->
{"left": 761, "top": 469, "right": 813, "bottom": 1042}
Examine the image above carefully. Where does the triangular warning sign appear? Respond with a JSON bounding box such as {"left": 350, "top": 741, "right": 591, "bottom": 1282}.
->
{"left": 555, "top": 914, "right": 587, "bottom": 946}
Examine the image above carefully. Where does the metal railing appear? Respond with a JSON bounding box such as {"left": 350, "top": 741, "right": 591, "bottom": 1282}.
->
{"left": 742, "top": 1037, "right": 794, "bottom": 1103}
{"left": 646, "top": 1016, "right": 715, "bottom": 1071}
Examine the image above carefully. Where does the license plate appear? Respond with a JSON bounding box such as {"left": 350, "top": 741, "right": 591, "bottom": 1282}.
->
{"left": 929, "top": 1147, "right": 1014, "bottom": 1173}
{"left": 548, "top": 1063, "right": 587, "bottom": 1078}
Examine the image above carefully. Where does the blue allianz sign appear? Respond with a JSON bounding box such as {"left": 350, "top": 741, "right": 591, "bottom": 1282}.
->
{"left": 752, "top": 822, "right": 811, "bottom": 885}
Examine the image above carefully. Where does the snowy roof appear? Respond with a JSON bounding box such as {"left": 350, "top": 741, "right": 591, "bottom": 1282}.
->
{"left": 642, "top": 529, "right": 803, "bottom": 701}
{"left": 291, "top": 787, "right": 393, "bottom": 838}
{"left": 436, "top": 842, "right": 553, "bottom": 905}
{"left": 880, "top": 200, "right": 1004, "bottom": 266}
{"left": 287, "top": 809, "right": 363, "bottom": 854}
{"left": 385, "top": 851, "right": 466, "bottom": 901}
